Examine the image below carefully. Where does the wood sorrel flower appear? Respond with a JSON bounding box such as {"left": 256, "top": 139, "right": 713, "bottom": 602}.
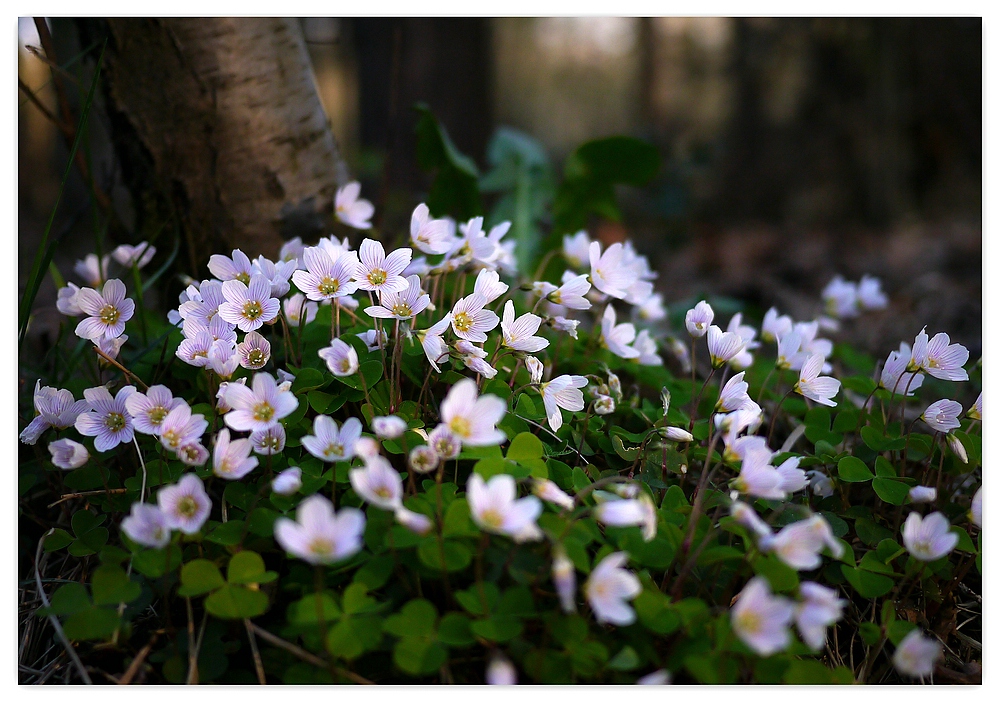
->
{"left": 408, "top": 444, "right": 440, "bottom": 474}
{"left": 706, "top": 325, "right": 747, "bottom": 368}
{"left": 902, "top": 511, "right": 958, "bottom": 561}
{"left": 223, "top": 372, "right": 298, "bottom": 433}
{"left": 218, "top": 275, "right": 280, "bottom": 332}
{"left": 795, "top": 582, "right": 846, "bottom": 650}
{"left": 417, "top": 314, "right": 451, "bottom": 372}
{"left": 20, "top": 382, "right": 89, "bottom": 445}
{"left": 909, "top": 328, "right": 969, "bottom": 382}
{"left": 731, "top": 576, "right": 795, "bottom": 656}
{"left": 274, "top": 495, "right": 365, "bottom": 565}
{"left": 292, "top": 246, "right": 361, "bottom": 302}
{"left": 440, "top": 378, "right": 506, "bottom": 447}
{"left": 212, "top": 428, "right": 258, "bottom": 480}
{"left": 250, "top": 423, "right": 286, "bottom": 455}
{"left": 372, "top": 415, "right": 407, "bottom": 439}
{"left": 47, "top": 438, "right": 89, "bottom": 469}
{"left": 588, "top": 241, "right": 634, "bottom": 299}
{"left": 920, "top": 399, "right": 962, "bottom": 433}
{"left": 121, "top": 502, "right": 171, "bottom": 549}
{"left": 350, "top": 456, "right": 404, "bottom": 511}
{"left": 334, "top": 181, "right": 374, "bottom": 229}
{"left": 450, "top": 293, "right": 499, "bottom": 343}
{"left": 74, "top": 385, "right": 137, "bottom": 452}
{"left": 551, "top": 545, "right": 577, "bottom": 613}
{"left": 501, "top": 301, "right": 548, "bottom": 353}
{"left": 356, "top": 239, "right": 411, "bottom": 295}
{"left": 585, "top": 552, "right": 641, "bottom": 626}
{"left": 410, "top": 203, "right": 454, "bottom": 254}
{"left": 158, "top": 403, "right": 208, "bottom": 453}
{"left": 157, "top": 474, "right": 212, "bottom": 535}
{"left": 467, "top": 473, "right": 542, "bottom": 542}
{"left": 302, "top": 415, "right": 362, "bottom": 462}
{"left": 112, "top": 241, "right": 156, "bottom": 269}
{"left": 540, "top": 374, "right": 587, "bottom": 432}
{"left": 794, "top": 353, "right": 840, "bottom": 407}
{"left": 892, "top": 629, "right": 942, "bottom": 678}
{"left": 74, "top": 279, "right": 135, "bottom": 341}
{"left": 684, "top": 300, "right": 714, "bottom": 337}
{"left": 365, "top": 274, "right": 430, "bottom": 321}
{"left": 209, "top": 248, "right": 254, "bottom": 283}
{"left": 271, "top": 467, "right": 302, "bottom": 496}
{"left": 600, "top": 305, "right": 640, "bottom": 359}
{"left": 237, "top": 331, "right": 271, "bottom": 370}
{"left": 319, "top": 338, "right": 360, "bottom": 377}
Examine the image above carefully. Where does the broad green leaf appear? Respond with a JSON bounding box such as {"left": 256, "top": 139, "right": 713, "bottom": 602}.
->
{"left": 873, "top": 477, "right": 910, "bottom": 505}
{"left": 227, "top": 550, "right": 277, "bottom": 585}
{"left": 841, "top": 565, "right": 894, "bottom": 598}
{"left": 838, "top": 456, "right": 874, "bottom": 482}
{"left": 62, "top": 607, "right": 121, "bottom": 641}
{"left": 177, "top": 559, "right": 226, "bottom": 597}
{"left": 90, "top": 565, "right": 141, "bottom": 606}
{"left": 506, "top": 432, "right": 544, "bottom": 461}
{"left": 204, "top": 584, "right": 269, "bottom": 619}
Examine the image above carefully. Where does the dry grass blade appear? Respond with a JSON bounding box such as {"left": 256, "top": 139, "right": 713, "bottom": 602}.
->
{"left": 33, "top": 530, "right": 92, "bottom": 684}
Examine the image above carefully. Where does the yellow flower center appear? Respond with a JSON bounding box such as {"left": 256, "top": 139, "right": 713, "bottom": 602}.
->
{"left": 453, "top": 311, "right": 473, "bottom": 332}
{"left": 479, "top": 508, "right": 504, "bottom": 529}
{"left": 236, "top": 272, "right": 251, "bottom": 285}
{"left": 367, "top": 269, "right": 387, "bottom": 286}
{"left": 99, "top": 304, "right": 120, "bottom": 325}
{"left": 339, "top": 359, "right": 354, "bottom": 374}
{"left": 177, "top": 496, "right": 199, "bottom": 518}
{"left": 736, "top": 610, "right": 762, "bottom": 635}
{"left": 253, "top": 402, "right": 274, "bottom": 422}
{"left": 148, "top": 407, "right": 168, "bottom": 424}
{"left": 162, "top": 429, "right": 180, "bottom": 448}
{"left": 247, "top": 349, "right": 266, "bottom": 367}
{"left": 325, "top": 443, "right": 344, "bottom": 458}
{"left": 374, "top": 485, "right": 392, "bottom": 499}
{"left": 318, "top": 277, "right": 340, "bottom": 296}
{"left": 105, "top": 412, "right": 126, "bottom": 432}
{"left": 261, "top": 435, "right": 281, "bottom": 450}
{"left": 242, "top": 301, "right": 263, "bottom": 321}
{"left": 391, "top": 302, "right": 412, "bottom": 318}
{"left": 309, "top": 538, "right": 333, "bottom": 556}
{"left": 449, "top": 416, "right": 471, "bottom": 438}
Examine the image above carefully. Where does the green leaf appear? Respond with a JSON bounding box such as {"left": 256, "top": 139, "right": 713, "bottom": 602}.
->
{"left": 437, "top": 612, "right": 475, "bottom": 646}
{"left": 341, "top": 582, "right": 379, "bottom": 615}
{"left": 455, "top": 583, "right": 499, "bottom": 616}
{"left": 442, "top": 499, "right": 476, "bottom": 537}
{"left": 62, "top": 607, "right": 121, "bottom": 641}
{"left": 752, "top": 554, "right": 799, "bottom": 592}
{"left": 506, "top": 432, "right": 544, "bottom": 461}
{"left": 288, "top": 592, "right": 341, "bottom": 625}
{"left": 783, "top": 659, "right": 833, "bottom": 684}
{"left": 417, "top": 538, "right": 472, "bottom": 572}
{"left": 393, "top": 638, "right": 448, "bottom": 675}
{"left": 132, "top": 547, "right": 182, "bottom": 579}
{"left": 291, "top": 367, "right": 326, "bottom": 394}
{"left": 873, "top": 477, "right": 910, "bottom": 505}
{"left": 227, "top": 551, "right": 277, "bottom": 585}
{"left": 325, "top": 616, "right": 382, "bottom": 661}
{"left": 855, "top": 518, "right": 894, "bottom": 547}
{"left": 886, "top": 620, "right": 917, "bottom": 646}
{"left": 178, "top": 559, "right": 226, "bottom": 597}
{"left": 204, "top": 584, "right": 269, "bottom": 619}
{"left": 205, "top": 520, "right": 245, "bottom": 546}
{"left": 469, "top": 616, "right": 523, "bottom": 642}
{"left": 90, "top": 565, "right": 140, "bottom": 606}
{"left": 838, "top": 456, "right": 874, "bottom": 482}
{"left": 841, "top": 565, "right": 894, "bottom": 598}
{"left": 383, "top": 599, "right": 438, "bottom": 638}
{"left": 951, "top": 526, "right": 977, "bottom": 554}
{"left": 43, "top": 528, "right": 74, "bottom": 552}
{"left": 41, "top": 582, "right": 91, "bottom": 616}
{"left": 607, "top": 645, "right": 641, "bottom": 671}
{"left": 859, "top": 621, "right": 882, "bottom": 645}
{"left": 874, "top": 456, "right": 897, "bottom": 477}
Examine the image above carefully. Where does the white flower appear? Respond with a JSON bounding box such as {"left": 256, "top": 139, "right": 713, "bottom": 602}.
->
{"left": 95, "top": 334, "right": 128, "bottom": 363}
{"left": 121, "top": 503, "right": 171, "bottom": 548}
{"left": 467, "top": 473, "right": 542, "bottom": 541}
{"left": 292, "top": 246, "right": 361, "bottom": 302}
{"left": 223, "top": 372, "right": 298, "bottom": 433}
{"left": 209, "top": 249, "right": 254, "bottom": 283}
{"left": 946, "top": 433, "right": 968, "bottom": 463}
{"left": 253, "top": 255, "right": 295, "bottom": 298}
{"left": 319, "top": 338, "right": 360, "bottom": 377}
{"left": 585, "top": 552, "right": 641, "bottom": 626}
{"left": 551, "top": 546, "right": 577, "bottom": 613}
{"left": 634, "top": 329, "right": 662, "bottom": 366}
{"left": 350, "top": 456, "right": 404, "bottom": 510}
{"left": 731, "top": 446, "right": 786, "bottom": 500}
{"left": 910, "top": 328, "right": 969, "bottom": 382}
{"left": 775, "top": 330, "right": 806, "bottom": 371}
{"left": 775, "top": 456, "right": 808, "bottom": 493}
{"left": 410, "top": 203, "right": 454, "bottom": 254}
{"left": 730, "top": 501, "right": 773, "bottom": 540}
{"left": 880, "top": 343, "right": 924, "bottom": 396}
{"left": 365, "top": 275, "right": 430, "bottom": 321}
{"left": 761, "top": 514, "right": 843, "bottom": 570}
{"left": 902, "top": 512, "right": 958, "bottom": 561}
{"left": 279, "top": 237, "right": 304, "bottom": 266}
{"left": 761, "top": 307, "right": 793, "bottom": 343}
{"left": 795, "top": 582, "right": 846, "bottom": 650}
{"left": 212, "top": 428, "right": 258, "bottom": 480}
{"left": 908, "top": 486, "right": 937, "bottom": 503}
{"left": 48, "top": 439, "right": 89, "bottom": 469}
{"left": 302, "top": 416, "right": 363, "bottom": 462}
{"left": 218, "top": 275, "right": 280, "bottom": 332}
{"left": 112, "top": 242, "right": 156, "bottom": 269}
{"left": 56, "top": 283, "right": 83, "bottom": 316}
{"left": 417, "top": 315, "right": 452, "bottom": 372}
{"left": 157, "top": 474, "right": 212, "bottom": 535}
{"left": 428, "top": 425, "right": 461, "bottom": 461}
{"left": 600, "top": 304, "right": 640, "bottom": 359}
{"left": 532, "top": 479, "right": 574, "bottom": 510}
{"left": 272, "top": 467, "right": 302, "bottom": 495}
{"left": 540, "top": 374, "right": 587, "bottom": 431}
{"left": 284, "top": 293, "right": 318, "bottom": 326}
{"left": 636, "top": 670, "right": 671, "bottom": 685}
{"left": 356, "top": 239, "right": 411, "bottom": 295}
{"left": 549, "top": 316, "right": 580, "bottom": 338}
{"left": 237, "top": 331, "right": 271, "bottom": 370}
{"left": 970, "top": 487, "right": 982, "bottom": 527}
{"left": 716, "top": 371, "right": 752, "bottom": 413}
{"left": 440, "top": 378, "right": 506, "bottom": 447}
{"left": 822, "top": 275, "right": 859, "bottom": 318}
{"left": 395, "top": 507, "right": 433, "bottom": 535}
{"left": 178, "top": 280, "right": 226, "bottom": 328}
{"left": 74, "top": 253, "right": 110, "bottom": 287}
{"left": 893, "top": 630, "right": 942, "bottom": 678}
{"left": 335, "top": 181, "right": 374, "bottom": 229}
{"left": 250, "top": 423, "right": 286, "bottom": 455}
{"left": 74, "top": 279, "right": 135, "bottom": 341}
{"left": 158, "top": 403, "right": 208, "bottom": 453}
{"left": 177, "top": 441, "right": 209, "bottom": 467}
{"left": 408, "top": 444, "right": 440, "bottom": 474}
{"left": 806, "top": 469, "right": 835, "bottom": 498}
{"left": 473, "top": 269, "right": 509, "bottom": 304}
{"left": 525, "top": 355, "right": 544, "bottom": 384}
{"left": 634, "top": 292, "right": 666, "bottom": 322}
{"left": 920, "top": 399, "right": 962, "bottom": 433}
{"left": 684, "top": 300, "right": 714, "bottom": 337}
{"left": 485, "top": 654, "right": 517, "bottom": 686}
{"left": 660, "top": 426, "right": 693, "bottom": 442}
{"left": 274, "top": 495, "right": 365, "bottom": 565}
{"left": 595, "top": 495, "right": 657, "bottom": 541}
{"left": 372, "top": 415, "right": 407, "bottom": 439}
{"left": 857, "top": 275, "right": 888, "bottom": 311}
{"left": 967, "top": 392, "right": 982, "bottom": 420}
{"left": 706, "top": 325, "right": 746, "bottom": 368}
{"left": 547, "top": 274, "right": 592, "bottom": 311}
{"left": 74, "top": 385, "right": 137, "bottom": 452}
{"left": 562, "top": 230, "right": 591, "bottom": 268}
{"left": 450, "top": 293, "right": 500, "bottom": 343}
{"left": 731, "top": 577, "right": 795, "bottom": 656}
{"left": 205, "top": 341, "right": 240, "bottom": 379}
{"left": 795, "top": 353, "right": 840, "bottom": 406}
{"left": 588, "top": 241, "right": 634, "bottom": 299}
{"left": 356, "top": 328, "right": 387, "bottom": 352}
{"left": 20, "top": 382, "right": 89, "bottom": 444}
{"left": 354, "top": 436, "right": 381, "bottom": 462}
{"left": 501, "top": 301, "right": 548, "bottom": 353}
{"left": 455, "top": 340, "right": 497, "bottom": 379}
{"left": 594, "top": 395, "right": 615, "bottom": 415}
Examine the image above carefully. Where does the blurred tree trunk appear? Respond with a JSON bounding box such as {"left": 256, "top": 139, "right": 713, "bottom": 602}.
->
{"left": 92, "top": 18, "right": 348, "bottom": 269}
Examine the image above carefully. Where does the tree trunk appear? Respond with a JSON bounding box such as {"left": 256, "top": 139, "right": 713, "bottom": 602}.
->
{"left": 100, "top": 18, "right": 348, "bottom": 267}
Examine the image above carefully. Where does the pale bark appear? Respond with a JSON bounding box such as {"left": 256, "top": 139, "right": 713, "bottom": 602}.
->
{"left": 102, "top": 18, "right": 348, "bottom": 264}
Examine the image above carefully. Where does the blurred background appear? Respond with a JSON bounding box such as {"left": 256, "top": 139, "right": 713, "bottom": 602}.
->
{"left": 18, "top": 17, "right": 982, "bottom": 358}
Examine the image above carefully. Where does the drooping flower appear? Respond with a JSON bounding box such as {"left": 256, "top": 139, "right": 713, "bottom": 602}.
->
{"left": 302, "top": 415, "right": 363, "bottom": 463}
{"left": 731, "top": 577, "right": 795, "bottom": 656}
{"left": 525, "top": 355, "right": 544, "bottom": 384}
{"left": 716, "top": 371, "right": 752, "bottom": 413}
{"left": 56, "top": 283, "right": 83, "bottom": 316}
{"left": 795, "top": 353, "right": 840, "bottom": 407}
{"left": 158, "top": 403, "right": 208, "bottom": 453}
{"left": 532, "top": 479, "right": 574, "bottom": 510}
{"left": 540, "top": 374, "right": 588, "bottom": 431}
{"left": 467, "top": 473, "right": 542, "bottom": 542}
{"left": 775, "top": 455, "right": 808, "bottom": 493}
{"left": 410, "top": 203, "right": 454, "bottom": 254}
{"left": 48, "top": 438, "right": 90, "bottom": 470}
{"left": 880, "top": 342, "right": 924, "bottom": 396}
{"left": 334, "top": 181, "right": 374, "bottom": 229}
{"left": 252, "top": 255, "right": 295, "bottom": 298}
{"left": 440, "top": 378, "right": 506, "bottom": 447}
{"left": 223, "top": 372, "right": 298, "bottom": 433}
{"left": 272, "top": 467, "right": 303, "bottom": 496}
{"left": 562, "top": 230, "right": 591, "bottom": 269}
{"left": 920, "top": 399, "right": 962, "bottom": 433}
{"left": 121, "top": 503, "right": 171, "bottom": 549}
{"left": 795, "top": 582, "right": 846, "bottom": 650}
{"left": 356, "top": 328, "right": 387, "bottom": 352}
{"left": 112, "top": 242, "right": 156, "bottom": 269}
{"left": 594, "top": 394, "right": 615, "bottom": 415}
{"left": 395, "top": 507, "right": 433, "bottom": 535}
{"left": 473, "top": 269, "right": 509, "bottom": 304}
{"left": 408, "top": 444, "right": 440, "bottom": 474}
{"left": 237, "top": 331, "right": 271, "bottom": 370}
{"left": 908, "top": 486, "right": 937, "bottom": 504}
{"left": 594, "top": 495, "right": 657, "bottom": 542}
{"left": 157, "top": 474, "right": 212, "bottom": 535}
{"left": 365, "top": 274, "right": 430, "bottom": 321}
{"left": 250, "top": 423, "right": 286, "bottom": 455}
{"left": 730, "top": 501, "right": 774, "bottom": 540}
{"left": 588, "top": 241, "right": 634, "bottom": 299}
{"left": 74, "top": 279, "right": 135, "bottom": 341}
{"left": 706, "top": 325, "right": 747, "bottom": 368}
{"left": 902, "top": 512, "right": 958, "bottom": 561}
{"left": 74, "top": 385, "right": 137, "bottom": 452}
{"left": 74, "top": 253, "right": 110, "bottom": 287}
{"left": 600, "top": 304, "right": 640, "bottom": 359}
{"left": 585, "top": 552, "right": 642, "bottom": 626}
{"left": 910, "top": 328, "right": 969, "bottom": 382}
{"left": 450, "top": 293, "right": 500, "bottom": 343}
{"left": 892, "top": 630, "right": 942, "bottom": 679}
{"left": 633, "top": 329, "right": 662, "bottom": 366}
{"left": 659, "top": 426, "right": 694, "bottom": 442}
{"left": 318, "top": 338, "right": 360, "bottom": 377}
{"left": 500, "top": 301, "right": 548, "bottom": 353}
{"left": 218, "top": 275, "right": 280, "bottom": 332}
{"left": 274, "top": 495, "right": 365, "bottom": 565}
{"left": 551, "top": 545, "right": 577, "bottom": 613}
{"left": 372, "top": 415, "right": 408, "bottom": 439}
{"left": 547, "top": 274, "right": 592, "bottom": 311}
{"left": 731, "top": 446, "right": 786, "bottom": 500}
{"left": 283, "top": 293, "right": 318, "bottom": 326}
{"left": 946, "top": 433, "right": 968, "bottom": 463}
{"left": 417, "top": 314, "right": 451, "bottom": 372}
{"left": 454, "top": 341, "right": 498, "bottom": 379}
{"left": 684, "top": 300, "right": 714, "bottom": 338}
{"left": 19, "top": 382, "right": 89, "bottom": 444}
{"left": 356, "top": 239, "right": 411, "bottom": 295}
{"left": 761, "top": 514, "right": 843, "bottom": 570}
{"left": 212, "top": 428, "right": 258, "bottom": 480}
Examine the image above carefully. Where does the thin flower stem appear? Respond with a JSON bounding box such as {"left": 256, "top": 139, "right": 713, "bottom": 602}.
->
{"left": 688, "top": 367, "right": 716, "bottom": 431}
{"left": 244, "top": 619, "right": 267, "bottom": 684}
{"left": 766, "top": 387, "right": 795, "bottom": 446}
{"left": 93, "top": 346, "right": 148, "bottom": 389}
